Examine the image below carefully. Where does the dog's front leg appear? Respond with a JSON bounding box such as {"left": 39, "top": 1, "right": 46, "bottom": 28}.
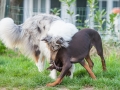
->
{"left": 69, "top": 64, "right": 75, "bottom": 79}
{"left": 46, "top": 61, "right": 72, "bottom": 87}
{"left": 36, "top": 54, "right": 45, "bottom": 72}
{"left": 49, "top": 69, "right": 57, "bottom": 79}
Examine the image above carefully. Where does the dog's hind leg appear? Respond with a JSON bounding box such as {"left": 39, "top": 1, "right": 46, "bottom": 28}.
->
{"left": 79, "top": 59, "right": 96, "bottom": 79}
{"left": 85, "top": 55, "right": 94, "bottom": 70}
{"left": 98, "top": 52, "right": 106, "bottom": 71}
{"left": 93, "top": 40, "right": 106, "bottom": 71}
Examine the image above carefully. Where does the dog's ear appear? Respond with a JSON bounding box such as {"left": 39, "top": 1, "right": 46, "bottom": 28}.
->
{"left": 56, "top": 37, "right": 64, "bottom": 44}
{"left": 41, "top": 38, "right": 47, "bottom": 42}
{"left": 41, "top": 35, "right": 52, "bottom": 42}
{"left": 61, "top": 42, "right": 69, "bottom": 48}
{"left": 56, "top": 37, "right": 69, "bottom": 48}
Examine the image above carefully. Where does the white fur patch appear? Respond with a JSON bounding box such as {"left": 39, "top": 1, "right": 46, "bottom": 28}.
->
{"left": 69, "top": 64, "right": 75, "bottom": 79}
{"left": 36, "top": 60, "right": 45, "bottom": 72}
{"left": 0, "top": 18, "right": 21, "bottom": 49}
{"left": 48, "top": 20, "right": 78, "bottom": 42}
{"left": 0, "top": 14, "right": 77, "bottom": 79}
{"left": 49, "top": 69, "right": 57, "bottom": 79}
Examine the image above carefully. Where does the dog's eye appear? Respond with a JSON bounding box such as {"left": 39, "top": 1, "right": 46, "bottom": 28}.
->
{"left": 56, "top": 45, "right": 59, "bottom": 47}
{"left": 60, "top": 37, "right": 63, "bottom": 40}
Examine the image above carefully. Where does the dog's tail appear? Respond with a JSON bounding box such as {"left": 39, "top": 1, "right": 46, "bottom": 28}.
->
{"left": 92, "top": 31, "right": 106, "bottom": 71}
{"left": 0, "top": 18, "right": 22, "bottom": 49}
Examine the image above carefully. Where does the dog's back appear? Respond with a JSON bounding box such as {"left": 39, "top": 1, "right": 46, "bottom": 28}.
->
{"left": 80, "top": 29, "right": 103, "bottom": 56}
{"left": 68, "top": 28, "right": 103, "bottom": 59}
{"left": 46, "top": 28, "right": 106, "bottom": 86}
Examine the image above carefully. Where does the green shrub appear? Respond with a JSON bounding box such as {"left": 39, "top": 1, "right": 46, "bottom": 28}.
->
{"left": 0, "top": 41, "right": 6, "bottom": 54}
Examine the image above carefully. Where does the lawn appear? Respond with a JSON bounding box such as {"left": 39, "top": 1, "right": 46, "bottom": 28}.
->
{"left": 0, "top": 49, "right": 120, "bottom": 90}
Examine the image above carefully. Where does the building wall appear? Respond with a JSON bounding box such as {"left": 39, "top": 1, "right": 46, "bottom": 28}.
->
{"left": 0, "top": 0, "right": 6, "bottom": 19}
{"left": 6, "top": 0, "right": 120, "bottom": 28}
{"left": 23, "top": 0, "right": 51, "bottom": 21}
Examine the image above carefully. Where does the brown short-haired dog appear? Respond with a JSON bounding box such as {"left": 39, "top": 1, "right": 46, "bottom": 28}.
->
{"left": 43, "top": 28, "right": 106, "bottom": 86}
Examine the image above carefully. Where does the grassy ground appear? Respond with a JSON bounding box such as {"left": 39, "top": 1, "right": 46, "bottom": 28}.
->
{"left": 0, "top": 50, "right": 120, "bottom": 90}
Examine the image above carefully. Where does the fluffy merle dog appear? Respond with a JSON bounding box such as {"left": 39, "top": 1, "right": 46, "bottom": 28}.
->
{"left": 42, "top": 28, "right": 106, "bottom": 86}
{"left": 0, "top": 14, "right": 78, "bottom": 79}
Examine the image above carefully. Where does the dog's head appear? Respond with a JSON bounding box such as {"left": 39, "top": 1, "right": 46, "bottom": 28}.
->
{"left": 41, "top": 35, "right": 69, "bottom": 61}
{"left": 41, "top": 35, "right": 69, "bottom": 51}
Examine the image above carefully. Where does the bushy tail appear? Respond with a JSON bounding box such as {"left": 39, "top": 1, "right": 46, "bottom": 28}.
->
{"left": 0, "top": 18, "right": 21, "bottom": 49}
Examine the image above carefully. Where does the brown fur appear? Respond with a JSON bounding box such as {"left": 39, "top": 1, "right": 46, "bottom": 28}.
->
{"left": 45, "top": 28, "right": 106, "bottom": 86}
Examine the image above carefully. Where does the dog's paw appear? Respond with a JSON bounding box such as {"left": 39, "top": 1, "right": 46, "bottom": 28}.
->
{"left": 46, "top": 83, "right": 56, "bottom": 87}
{"left": 46, "top": 78, "right": 62, "bottom": 87}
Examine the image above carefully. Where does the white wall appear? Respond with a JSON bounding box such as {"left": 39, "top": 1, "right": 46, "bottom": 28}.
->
{"left": 23, "top": 0, "right": 31, "bottom": 21}
{"left": 61, "top": 1, "right": 76, "bottom": 24}
{"left": 46, "top": 0, "right": 50, "bottom": 14}
{"left": 0, "top": 0, "right": 6, "bottom": 19}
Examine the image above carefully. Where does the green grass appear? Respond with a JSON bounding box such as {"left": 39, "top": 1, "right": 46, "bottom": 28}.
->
{"left": 0, "top": 50, "right": 120, "bottom": 90}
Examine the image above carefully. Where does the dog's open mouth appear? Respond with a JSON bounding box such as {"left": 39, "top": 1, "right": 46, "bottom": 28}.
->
{"left": 47, "top": 60, "right": 62, "bottom": 71}
{"left": 47, "top": 60, "right": 71, "bottom": 76}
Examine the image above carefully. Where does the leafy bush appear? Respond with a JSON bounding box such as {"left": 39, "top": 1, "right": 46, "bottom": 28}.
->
{"left": 50, "top": 8, "right": 61, "bottom": 16}
{"left": 0, "top": 41, "right": 6, "bottom": 54}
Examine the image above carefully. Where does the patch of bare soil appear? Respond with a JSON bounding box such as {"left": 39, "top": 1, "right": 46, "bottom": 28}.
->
{"left": 82, "top": 86, "right": 94, "bottom": 90}
{"left": 0, "top": 88, "right": 19, "bottom": 90}
{"left": 35, "top": 87, "right": 69, "bottom": 90}
{"left": 0, "top": 86, "right": 94, "bottom": 90}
